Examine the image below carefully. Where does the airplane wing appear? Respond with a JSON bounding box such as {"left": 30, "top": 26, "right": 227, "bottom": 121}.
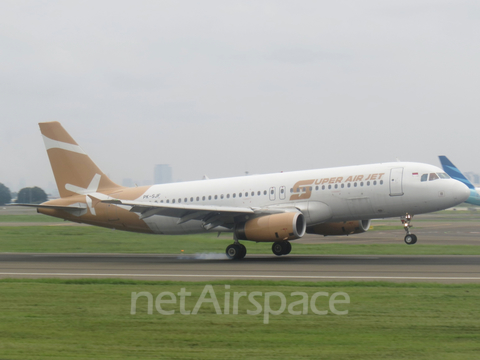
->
{"left": 101, "top": 199, "right": 290, "bottom": 230}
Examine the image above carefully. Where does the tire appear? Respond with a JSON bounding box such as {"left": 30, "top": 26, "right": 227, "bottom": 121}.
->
{"left": 272, "top": 242, "right": 284, "bottom": 256}
{"left": 226, "top": 244, "right": 239, "bottom": 259}
{"left": 404, "top": 234, "right": 417, "bottom": 245}
{"left": 282, "top": 241, "right": 292, "bottom": 255}
{"left": 238, "top": 244, "right": 247, "bottom": 259}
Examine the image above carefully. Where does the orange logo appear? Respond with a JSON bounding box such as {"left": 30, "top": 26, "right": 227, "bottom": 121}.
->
{"left": 289, "top": 180, "right": 314, "bottom": 201}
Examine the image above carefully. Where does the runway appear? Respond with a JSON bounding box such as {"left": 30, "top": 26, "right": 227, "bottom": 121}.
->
{"left": 1, "top": 253, "right": 479, "bottom": 283}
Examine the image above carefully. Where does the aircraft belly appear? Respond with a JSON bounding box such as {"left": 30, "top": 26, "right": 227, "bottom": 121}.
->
{"left": 144, "top": 216, "right": 207, "bottom": 235}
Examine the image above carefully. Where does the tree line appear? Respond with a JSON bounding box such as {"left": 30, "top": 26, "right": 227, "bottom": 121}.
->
{"left": 0, "top": 183, "right": 48, "bottom": 205}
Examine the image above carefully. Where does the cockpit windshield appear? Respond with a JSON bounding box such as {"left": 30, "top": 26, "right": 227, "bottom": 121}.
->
{"left": 421, "top": 172, "right": 451, "bottom": 182}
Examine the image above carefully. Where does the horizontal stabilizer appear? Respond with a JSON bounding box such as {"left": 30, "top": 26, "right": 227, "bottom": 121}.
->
{"left": 9, "top": 203, "right": 87, "bottom": 210}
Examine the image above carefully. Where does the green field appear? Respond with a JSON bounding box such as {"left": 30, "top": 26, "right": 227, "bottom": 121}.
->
{"left": 0, "top": 279, "right": 479, "bottom": 359}
{"left": 1, "top": 225, "right": 480, "bottom": 255}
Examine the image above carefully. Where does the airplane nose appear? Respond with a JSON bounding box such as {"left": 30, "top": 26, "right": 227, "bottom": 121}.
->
{"left": 452, "top": 181, "right": 470, "bottom": 203}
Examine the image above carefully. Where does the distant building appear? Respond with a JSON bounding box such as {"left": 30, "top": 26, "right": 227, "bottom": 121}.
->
{"left": 122, "top": 178, "right": 134, "bottom": 187}
{"left": 154, "top": 164, "right": 172, "bottom": 185}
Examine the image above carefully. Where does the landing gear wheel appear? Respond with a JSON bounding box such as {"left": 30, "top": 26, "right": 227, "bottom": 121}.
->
{"left": 238, "top": 244, "right": 247, "bottom": 258}
{"left": 283, "top": 241, "right": 292, "bottom": 255}
{"left": 404, "top": 234, "right": 417, "bottom": 245}
{"left": 226, "top": 244, "right": 246, "bottom": 260}
{"left": 272, "top": 242, "right": 284, "bottom": 256}
{"left": 272, "top": 241, "right": 291, "bottom": 256}
{"left": 401, "top": 214, "right": 417, "bottom": 245}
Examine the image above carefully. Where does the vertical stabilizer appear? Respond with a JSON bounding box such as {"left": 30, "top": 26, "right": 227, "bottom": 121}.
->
{"left": 439, "top": 155, "right": 475, "bottom": 190}
{"left": 39, "top": 122, "right": 123, "bottom": 198}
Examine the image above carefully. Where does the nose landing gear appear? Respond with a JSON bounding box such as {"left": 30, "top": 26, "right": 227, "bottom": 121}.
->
{"left": 401, "top": 214, "right": 417, "bottom": 245}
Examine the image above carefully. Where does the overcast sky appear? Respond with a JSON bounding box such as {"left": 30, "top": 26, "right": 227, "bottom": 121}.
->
{"left": 1, "top": 0, "right": 479, "bottom": 193}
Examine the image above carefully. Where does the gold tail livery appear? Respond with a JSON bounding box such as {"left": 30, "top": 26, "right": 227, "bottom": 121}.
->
{"left": 16, "top": 122, "right": 470, "bottom": 259}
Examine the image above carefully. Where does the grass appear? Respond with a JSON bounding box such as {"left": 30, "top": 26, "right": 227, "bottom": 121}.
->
{"left": 0, "top": 278, "right": 479, "bottom": 359}
{"left": 0, "top": 214, "right": 63, "bottom": 222}
{"left": 1, "top": 226, "right": 480, "bottom": 255}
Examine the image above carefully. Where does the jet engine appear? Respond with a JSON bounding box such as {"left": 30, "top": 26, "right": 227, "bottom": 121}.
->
{"left": 306, "top": 220, "right": 371, "bottom": 236}
{"left": 235, "top": 212, "right": 306, "bottom": 242}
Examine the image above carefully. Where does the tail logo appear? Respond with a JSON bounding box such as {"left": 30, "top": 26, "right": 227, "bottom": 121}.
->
{"left": 65, "top": 174, "right": 101, "bottom": 216}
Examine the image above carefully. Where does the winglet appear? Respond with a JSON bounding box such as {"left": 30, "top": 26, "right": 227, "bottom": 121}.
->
{"left": 438, "top": 155, "right": 475, "bottom": 190}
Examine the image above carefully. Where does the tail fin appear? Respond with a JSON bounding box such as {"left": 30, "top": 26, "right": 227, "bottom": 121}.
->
{"left": 39, "top": 122, "right": 123, "bottom": 198}
{"left": 438, "top": 155, "right": 475, "bottom": 190}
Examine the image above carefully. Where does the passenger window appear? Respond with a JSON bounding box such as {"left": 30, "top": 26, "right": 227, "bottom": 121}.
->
{"left": 354, "top": 182, "right": 357, "bottom": 187}
{"left": 172, "top": 199, "right": 176, "bottom": 203}
{"left": 196, "top": 197, "right": 199, "bottom": 201}
{"left": 258, "top": 191, "right": 261, "bottom": 196}
{"left": 166, "top": 200, "right": 169, "bottom": 203}
{"left": 208, "top": 196, "right": 212, "bottom": 200}
{"left": 315, "top": 186, "right": 319, "bottom": 190}
{"left": 270, "top": 190, "right": 274, "bottom": 195}
{"left": 190, "top": 197, "right": 193, "bottom": 202}
{"left": 227, "top": 194, "right": 230, "bottom": 198}
{"left": 367, "top": 181, "right": 370, "bottom": 186}
{"left": 373, "top": 181, "right": 377, "bottom": 185}
{"left": 178, "top": 199, "right": 181, "bottom": 203}
{"left": 233, "top": 194, "right": 236, "bottom": 198}
{"left": 264, "top": 190, "right": 267, "bottom": 195}
{"left": 421, "top": 174, "right": 428, "bottom": 182}
{"left": 341, "top": 184, "right": 344, "bottom": 188}
{"left": 380, "top": 180, "right": 383, "bottom": 185}
{"left": 348, "top": 183, "right": 351, "bottom": 188}
{"left": 239, "top": 193, "right": 242, "bottom": 198}
{"left": 214, "top": 195, "right": 218, "bottom": 200}
{"left": 328, "top": 185, "right": 331, "bottom": 189}
{"left": 202, "top": 196, "right": 205, "bottom": 201}
{"left": 245, "top": 192, "right": 248, "bottom": 197}
{"left": 429, "top": 173, "right": 439, "bottom": 181}
{"left": 184, "top": 198, "right": 187, "bottom": 202}
{"left": 322, "top": 185, "right": 325, "bottom": 190}
{"left": 251, "top": 192, "right": 254, "bottom": 196}
{"left": 221, "top": 194, "right": 224, "bottom": 199}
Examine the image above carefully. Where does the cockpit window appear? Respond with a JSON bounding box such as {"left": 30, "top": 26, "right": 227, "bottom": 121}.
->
{"left": 421, "top": 174, "right": 428, "bottom": 182}
{"left": 429, "top": 173, "right": 439, "bottom": 181}
{"left": 437, "top": 172, "right": 451, "bottom": 179}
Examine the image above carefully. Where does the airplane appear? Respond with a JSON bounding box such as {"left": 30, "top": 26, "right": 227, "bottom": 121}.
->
{"left": 15, "top": 122, "right": 469, "bottom": 259}
{"left": 439, "top": 155, "right": 480, "bottom": 206}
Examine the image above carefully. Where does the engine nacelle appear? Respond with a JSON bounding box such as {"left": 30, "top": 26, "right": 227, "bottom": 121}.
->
{"left": 235, "top": 212, "right": 306, "bottom": 242}
{"left": 306, "top": 220, "right": 371, "bottom": 236}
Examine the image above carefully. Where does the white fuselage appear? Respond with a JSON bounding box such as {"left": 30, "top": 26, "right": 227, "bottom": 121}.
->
{"left": 134, "top": 162, "right": 469, "bottom": 235}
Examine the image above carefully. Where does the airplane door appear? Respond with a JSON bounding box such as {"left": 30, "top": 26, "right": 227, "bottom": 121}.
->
{"left": 389, "top": 168, "right": 404, "bottom": 196}
{"left": 269, "top": 187, "right": 276, "bottom": 201}
{"left": 279, "top": 186, "right": 286, "bottom": 200}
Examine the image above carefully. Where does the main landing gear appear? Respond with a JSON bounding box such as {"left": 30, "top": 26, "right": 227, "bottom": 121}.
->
{"left": 272, "top": 241, "right": 292, "bottom": 256}
{"left": 401, "top": 214, "right": 417, "bottom": 245}
{"left": 226, "top": 242, "right": 247, "bottom": 260}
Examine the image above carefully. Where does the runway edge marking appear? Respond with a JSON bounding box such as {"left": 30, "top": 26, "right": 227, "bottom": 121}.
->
{"left": 1, "top": 272, "right": 480, "bottom": 281}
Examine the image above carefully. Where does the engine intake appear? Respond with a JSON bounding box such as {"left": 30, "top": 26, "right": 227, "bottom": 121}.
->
{"left": 235, "top": 212, "right": 306, "bottom": 242}
{"left": 306, "top": 220, "right": 371, "bottom": 236}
